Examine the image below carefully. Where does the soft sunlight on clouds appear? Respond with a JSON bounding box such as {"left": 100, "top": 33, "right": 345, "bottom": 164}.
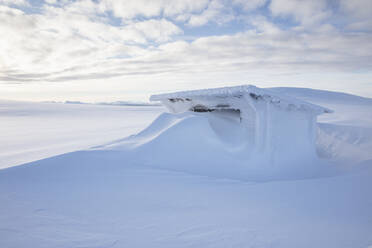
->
{"left": 0, "top": 0, "right": 371, "bottom": 101}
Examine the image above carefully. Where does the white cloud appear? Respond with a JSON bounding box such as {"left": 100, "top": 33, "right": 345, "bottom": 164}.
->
{"left": 129, "top": 19, "right": 182, "bottom": 43}
{"left": 44, "top": 0, "right": 57, "bottom": 4}
{"left": 339, "top": 0, "right": 372, "bottom": 31}
{"left": 1, "top": 0, "right": 372, "bottom": 102}
{"left": 162, "top": 0, "right": 210, "bottom": 17}
{"left": 269, "top": 0, "right": 330, "bottom": 26}
{"left": 152, "top": 27, "right": 372, "bottom": 73}
{"left": 340, "top": 0, "right": 372, "bottom": 18}
{"left": 99, "top": 0, "right": 210, "bottom": 21}
{"left": 0, "top": 2, "right": 182, "bottom": 82}
{"left": 0, "top": 0, "right": 28, "bottom": 7}
{"left": 99, "top": 0, "right": 163, "bottom": 19}
{"left": 232, "top": 0, "right": 266, "bottom": 11}
{"left": 187, "top": 0, "right": 232, "bottom": 27}
{"left": 99, "top": 0, "right": 239, "bottom": 27}
{"left": 3, "top": 4, "right": 371, "bottom": 84}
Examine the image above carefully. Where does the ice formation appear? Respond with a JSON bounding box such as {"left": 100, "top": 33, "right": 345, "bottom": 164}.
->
{"left": 145, "top": 85, "right": 333, "bottom": 178}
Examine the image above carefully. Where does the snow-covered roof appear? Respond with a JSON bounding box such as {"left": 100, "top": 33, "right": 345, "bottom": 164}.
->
{"left": 150, "top": 85, "right": 333, "bottom": 114}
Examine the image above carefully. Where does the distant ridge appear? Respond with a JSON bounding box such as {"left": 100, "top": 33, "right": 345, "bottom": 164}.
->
{"left": 63, "top": 100, "right": 161, "bottom": 106}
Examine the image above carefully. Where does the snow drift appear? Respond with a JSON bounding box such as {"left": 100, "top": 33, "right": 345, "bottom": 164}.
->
{"left": 98, "top": 85, "right": 334, "bottom": 180}
{"left": 99, "top": 111, "right": 331, "bottom": 181}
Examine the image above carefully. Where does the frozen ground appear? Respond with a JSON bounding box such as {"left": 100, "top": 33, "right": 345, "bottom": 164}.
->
{"left": 1, "top": 88, "right": 372, "bottom": 248}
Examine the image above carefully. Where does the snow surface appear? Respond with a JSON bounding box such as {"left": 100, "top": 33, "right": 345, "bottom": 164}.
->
{"left": 1, "top": 88, "right": 372, "bottom": 248}
{"left": 0, "top": 100, "right": 163, "bottom": 169}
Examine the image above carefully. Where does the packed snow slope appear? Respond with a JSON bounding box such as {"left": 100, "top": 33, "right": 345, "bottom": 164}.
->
{"left": 1, "top": 88, "right": 372, "bottom": 248}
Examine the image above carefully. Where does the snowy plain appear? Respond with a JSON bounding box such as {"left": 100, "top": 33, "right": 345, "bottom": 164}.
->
{"left": 0, "top": 100, "right": 164, "bottom": 169}
{"left": 1, "top": 88, "right": 372, "bottom": 248}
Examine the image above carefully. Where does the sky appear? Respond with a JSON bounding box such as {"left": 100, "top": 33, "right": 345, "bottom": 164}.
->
{"left": 0, "top": 0, "right": 372, "bottom": 102}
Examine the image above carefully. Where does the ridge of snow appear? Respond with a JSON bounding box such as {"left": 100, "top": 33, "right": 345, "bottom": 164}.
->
{"left": 150, "top": 85, "right": 333, "bottom": 115}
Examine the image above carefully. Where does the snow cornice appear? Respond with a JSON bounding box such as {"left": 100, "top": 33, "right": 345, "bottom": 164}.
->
{"left": 150, "top": 85, "right": 333, "bottom": 115}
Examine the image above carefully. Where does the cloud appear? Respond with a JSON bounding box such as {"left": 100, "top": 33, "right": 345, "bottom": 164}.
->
{"left": 187, "top": 0, "right": 231, "bottom": 26}
{"left": 269, "top": 0, "right": 331, "bottom": 26}
{"left": 0, "top": 0, "right": 372, "bottom": 91}
{"left": 232, "top": 0, "right": 267, "bottom": 11}
{"left": 0, "top": 0, "right": 28, "bottom": 7}
{"left": 153, "top": 23, "right": 372, "bottom": 73}
{"left": 99, "top": 0, "right": 210, "bottom": 21}
{"left": 0, "top": 1, "right": 182, "bottom": 82}
{"left": 339, "top": 0, "right": 372, "bottom": 31}
{"left": 130, "top": 19, "right": 182, "bottom": 42}
{"left": 340, "top": 0, "right": 372, "bottom": 18}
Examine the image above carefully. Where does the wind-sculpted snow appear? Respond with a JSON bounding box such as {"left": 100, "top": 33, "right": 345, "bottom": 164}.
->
{"left": 0, "top": 88, "right": 372, "bottom": 248}
{"left": 99, "top": 111, "right": 332, "bottom": 181}
{"left": 317, "top": 123, "right": 372, "bottom": 166}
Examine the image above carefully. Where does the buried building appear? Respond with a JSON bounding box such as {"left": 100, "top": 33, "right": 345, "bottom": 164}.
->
{"left": 150, "top": 85, "right": 333, "bottom": 170}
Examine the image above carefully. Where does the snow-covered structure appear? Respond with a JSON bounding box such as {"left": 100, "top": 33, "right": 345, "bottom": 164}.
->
{"left": 150, "top": 85, "right": 332, "bottom": 168}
